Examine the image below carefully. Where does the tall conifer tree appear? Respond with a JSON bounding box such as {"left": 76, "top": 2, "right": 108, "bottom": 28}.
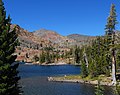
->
{"left": 74, "top": 45, "right": 80, "bottom": 64}
{"left": 105, "top": 4, "right": 117, "bottom": 85}
{"left": 0, "top": 0, "right": 21, "bottom": 94}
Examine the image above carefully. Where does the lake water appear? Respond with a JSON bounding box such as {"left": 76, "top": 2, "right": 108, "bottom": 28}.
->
{"left": 19, "top": 64, "right": 114, "bottom": 95}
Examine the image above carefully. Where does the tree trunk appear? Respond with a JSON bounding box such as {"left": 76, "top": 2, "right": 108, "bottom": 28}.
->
{"left": 83, "top": 51, "right": 88, "bottom": 68}
{"left": 112, "top": 49, "right": 116, "bottom": 85}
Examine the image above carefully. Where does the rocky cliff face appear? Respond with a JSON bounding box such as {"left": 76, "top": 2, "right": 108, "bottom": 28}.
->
{"left": 12, "top": 24, "right": 95, "bottom": 62}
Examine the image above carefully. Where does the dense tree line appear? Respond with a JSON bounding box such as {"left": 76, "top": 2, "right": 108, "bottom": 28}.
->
{"left": 33, "top": 47, "right": 65, "bottom": 64}
{"left": 81, "top": 36, "right": 112, "bottom": 78}
{"left": 76, "top": 4, "right": 120, "bottom": 86}
{"left": 65, "top": 4, "right": 120, "bottom": 86}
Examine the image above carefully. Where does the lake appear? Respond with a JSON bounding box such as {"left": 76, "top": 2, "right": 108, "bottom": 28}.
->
{"left": 19, "top": 64, "right": 114, "bottom": 95}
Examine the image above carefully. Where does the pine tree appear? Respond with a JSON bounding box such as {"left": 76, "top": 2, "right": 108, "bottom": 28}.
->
{"left": 80, "top": 47, "right": 88, "bottom": 78}
{"left": 95, "top": 37, "right": 110, "bottom": 76}
{"left": 45, "top": 50, "right": 51, "bottom": 64}
{"left": 105, "top": 4, "right": 117, "bottom": 85}
{"left": 33, "top": 55, "right": 39, "bottom": 62}
{"left": 39, "top": 51, "right": 46, "bottom": 63}
{"left": 0, "top": 0, "right": 21, "bottom": 94}
{"left": 84, "top": 37, "right": 110, "bottom": 77}
{"left": 81, "top": 61, "right": 88, "bottom": 78}
{"left": 95, "top": 80, "right": 104, "bottom": 95}
{"left": 116, "top": 49, "right": 120, "bottom": 70}
{"left": 74, "top": 45, "right": 80, "bottom": 64}
{"left": 115, "top": 82, "right": 120, "bottom": 95}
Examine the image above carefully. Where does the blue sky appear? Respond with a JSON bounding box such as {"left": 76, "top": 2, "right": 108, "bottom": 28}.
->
{"left": 3, "top": 0, "right": 120, "bottom": 36}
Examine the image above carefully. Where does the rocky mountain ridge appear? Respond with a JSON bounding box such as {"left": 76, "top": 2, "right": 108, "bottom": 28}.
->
{"left": 12, "top": 24, "right": 95, "bottom": 62}
{"left": 33, "top": 29, "right": 76, "bottom": 46}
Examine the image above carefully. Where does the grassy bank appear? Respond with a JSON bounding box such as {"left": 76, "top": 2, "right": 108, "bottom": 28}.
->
{"left": 48, "top": 74, "right": 113, "bottom": 86}
{"left": 53, "top": 74, "right": 111, "bottom": 81}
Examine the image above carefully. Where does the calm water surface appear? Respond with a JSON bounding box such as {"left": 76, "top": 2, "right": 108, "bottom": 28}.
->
{"left": 19, "top": 64, "right": 114, "bottom": 95}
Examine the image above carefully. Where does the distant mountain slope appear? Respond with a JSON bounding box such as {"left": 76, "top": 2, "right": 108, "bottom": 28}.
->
{"left": 11, "top": 24, "right": 96, "bottom": 49}
{"left": 67, "top": 34, "right": 96, "bottom": 46}
{"left": 11, "top": 25, "right": 44, "bottom": 49}
{"left": 67, "top": 34, "right": 95, "bottom": 42}
{"left": 33, "top": 29, "right": 75, "bottom": 45}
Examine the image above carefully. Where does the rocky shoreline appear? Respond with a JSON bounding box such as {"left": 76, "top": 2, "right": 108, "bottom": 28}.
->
{"left": 24, "top": 62, "right": 68, "bottom": 66}
{"left": 47, "top": 76, "right": 113, "bottom": 86}
{"left": 41, "top": 62, "right": 67, "bottom": 66}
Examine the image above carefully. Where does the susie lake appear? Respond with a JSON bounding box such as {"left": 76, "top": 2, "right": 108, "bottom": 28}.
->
{"left": 19, "top": 63, "right": 114, "bottom": 95}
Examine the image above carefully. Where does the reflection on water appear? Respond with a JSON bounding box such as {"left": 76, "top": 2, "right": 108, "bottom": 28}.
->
{"left": 19, "top": 64, "right": 114, "bottom": 95}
